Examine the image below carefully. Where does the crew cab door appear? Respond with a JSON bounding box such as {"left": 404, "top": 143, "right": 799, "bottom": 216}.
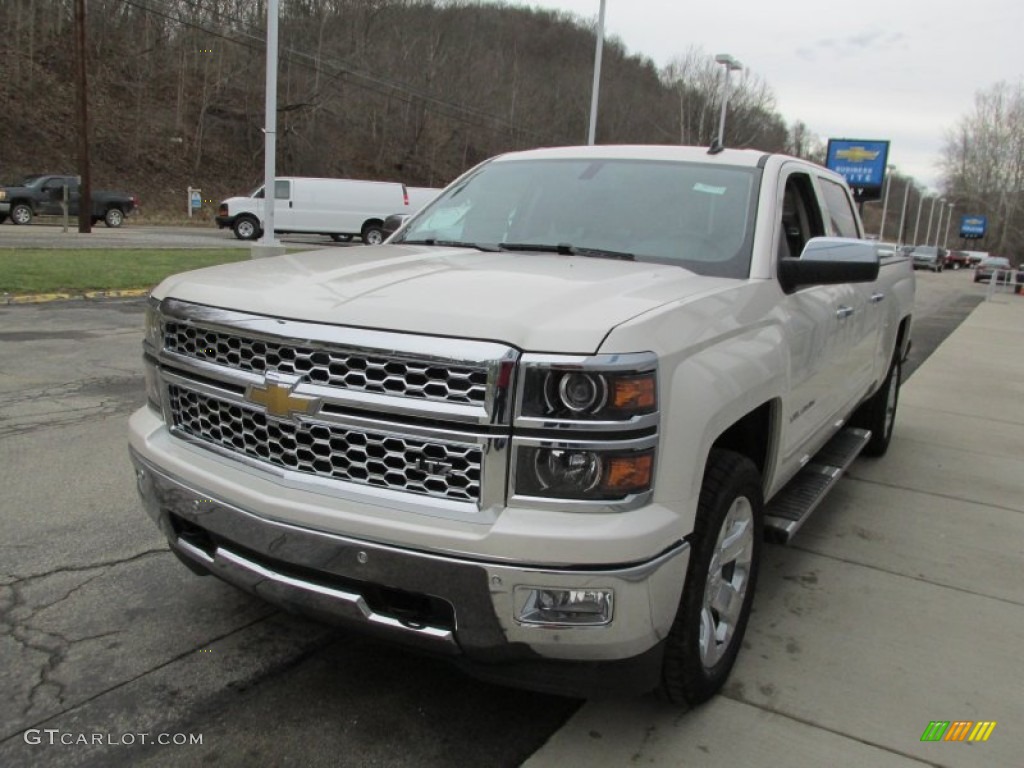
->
{"left": 771, "top": 167, "right": 859, "bottom": 494}
{"left": 815, "top": 174, "right": 879, "bottom": 408}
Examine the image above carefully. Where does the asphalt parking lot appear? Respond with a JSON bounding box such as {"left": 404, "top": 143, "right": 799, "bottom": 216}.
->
{"left": 0, "top": 268, "right": 1020, "bottom": 767}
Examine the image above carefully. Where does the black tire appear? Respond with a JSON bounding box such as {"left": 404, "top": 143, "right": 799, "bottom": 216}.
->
{"left": 851, "top": 351, "right": 901, "bottom": 457}
{"left": 361, "top": 223, "right": 385, "bottom": 245}
{"left": 0, "top": 214, "right": 7, "bottom": 224}
{"left": 233, "top": 215, "right": 260, "bottom": 241}
{"left": 330, "top": 234, "right": 352, "bottom": 243}
{"left": 104, "top": 207, "right": 124, "bottom": 228}
{"left": 10, "top": 203, "right": 33, "bottom": 225}
{"left": 660, "top": 449, "right": 763, "bottom": 707}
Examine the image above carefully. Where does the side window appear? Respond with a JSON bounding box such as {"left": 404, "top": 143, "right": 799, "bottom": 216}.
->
{"left": 818, "top": 178, "right": 860, "bottom": 238}
{"left": 274, "top": 180, "right": 291, "bottom": 200}
{"left": 778, "top": 172, "right": 826, "bottom": 259}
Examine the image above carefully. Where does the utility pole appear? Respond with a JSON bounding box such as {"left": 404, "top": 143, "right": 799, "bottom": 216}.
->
{"left": 897, "top": 178, "right": 913, "bottom": 246}
{"left": 586, "top": 0, "right": 606, "bottom": 145}
{"left": 74, "top": 0, "right": 91, "bottom": 233}
{"left": 255, "top": 0, "right": 283, "bottom": 257}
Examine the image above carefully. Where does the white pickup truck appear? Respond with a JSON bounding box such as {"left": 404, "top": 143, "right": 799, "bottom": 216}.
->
{"left": 130, "top": 145, "right": 914, "bottom": 704}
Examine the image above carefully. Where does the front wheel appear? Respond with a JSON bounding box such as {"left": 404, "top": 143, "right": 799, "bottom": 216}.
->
{"left": 10, "top": 203, "right": 33, "bottom": 225}
{"left": 851, "top": 352, "right": 901, "bottom": 457}
{"left": 233, "top": 215, "right": 260, "bottom": 241}
{"left": 660, "top": 449, "right": 762, "bottom": 707}
{"left": 331, "top": 234, "right": 352, "bottom": 243}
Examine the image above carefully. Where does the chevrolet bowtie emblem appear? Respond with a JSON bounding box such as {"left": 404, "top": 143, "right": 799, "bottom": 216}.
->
{"left": 246, "top": 376, "right": 319, "bottom": 419}
{"left": 835, "top": 146, "right": 880, "bottom": 163}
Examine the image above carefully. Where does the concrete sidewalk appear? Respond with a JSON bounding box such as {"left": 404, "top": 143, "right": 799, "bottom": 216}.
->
{"left": 525, "top": 297, "right": 1024, "bottom": 768}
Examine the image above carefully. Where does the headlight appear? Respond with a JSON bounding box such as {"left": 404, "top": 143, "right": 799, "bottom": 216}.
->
{"left": 518, "top": 353, "right": 657, "bottom": 423}
{"left": 143, "top": 356, "right": 163, "bottom": 414}
{"left": 144, "top": 303, "right": 163, "bottom": 352}
{"left": 515, "top": 445, "right": 654, "bottom": 500}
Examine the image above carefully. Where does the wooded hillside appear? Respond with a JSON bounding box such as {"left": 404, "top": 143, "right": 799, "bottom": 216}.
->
{"left": 0, "top": 0, "right": 796, "bottom": 214}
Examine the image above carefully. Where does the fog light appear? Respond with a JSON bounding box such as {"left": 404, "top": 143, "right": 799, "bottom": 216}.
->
{"left": 515, "top": 587, "right": 613, "bottom": 626}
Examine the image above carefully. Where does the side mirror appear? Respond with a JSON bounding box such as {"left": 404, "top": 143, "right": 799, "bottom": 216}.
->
{"left": 383, "top": 213, "right": 410, "bottom": 238}
{"left": 779, "top": 237, "right": 880, "bottom": 293}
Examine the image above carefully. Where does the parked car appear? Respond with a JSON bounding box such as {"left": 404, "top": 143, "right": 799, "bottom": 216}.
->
{"left": 911, "top": 245, "right": 944, "bottom": 272}
{"left": 973, "top": 256, "right": 1019, "bottom": 284}
{"left": 215, "top": 177, "right": 441, "bottom": 243}
{"left": 0, "top": 174, "right": 138, "bottom": 227}
{"left": 965, "top": 250, "right": 989, "bottom": 267}
{"left": 943, "top": 249, "right": 970, "bottom": 269}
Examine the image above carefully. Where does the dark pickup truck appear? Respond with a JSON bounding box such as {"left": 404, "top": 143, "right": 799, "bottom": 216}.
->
{"left": 0, "top": 174, "right": 138, "bottom": 227}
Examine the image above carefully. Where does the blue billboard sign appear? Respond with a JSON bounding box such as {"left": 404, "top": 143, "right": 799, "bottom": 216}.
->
{"left": 959, "top": 215, "right": 987, "bottom": 239}
{"left": 825, "top": 139, "right": 890, "bottom": 202}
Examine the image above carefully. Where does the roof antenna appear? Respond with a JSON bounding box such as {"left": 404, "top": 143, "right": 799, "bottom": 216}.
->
{"left": 708, "top": 137, "right": 724, "bottom": 155}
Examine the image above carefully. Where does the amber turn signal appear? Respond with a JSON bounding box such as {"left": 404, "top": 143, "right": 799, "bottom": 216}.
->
{"left": 602, "top": 453, "right": 653, "bottom": 494}
{"left": 610, "top": 375, "right": 656, "bottom": 411}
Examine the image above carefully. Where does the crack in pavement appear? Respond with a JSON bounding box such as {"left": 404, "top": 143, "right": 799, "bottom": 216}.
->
{"left": 2, "top": 551, "right": 167, "bottom": 720}
{"left": 5, "top": 549, "right": 167, "bottom": 587}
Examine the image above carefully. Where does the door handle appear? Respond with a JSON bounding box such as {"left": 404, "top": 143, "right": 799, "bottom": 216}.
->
{"left": 836, "top": 306, "right": 855, "bottom": 319}
{"left": 870, "top": 292, "right": 885, "bottom": 304}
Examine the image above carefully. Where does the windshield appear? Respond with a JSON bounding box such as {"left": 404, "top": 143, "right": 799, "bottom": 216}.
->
{"left": 395, "top": 157, "right": 760, "bottom": 278}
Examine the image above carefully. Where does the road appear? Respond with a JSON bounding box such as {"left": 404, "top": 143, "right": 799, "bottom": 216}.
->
{"left": 0, "top": 269, "right": 986, "bottom": 766}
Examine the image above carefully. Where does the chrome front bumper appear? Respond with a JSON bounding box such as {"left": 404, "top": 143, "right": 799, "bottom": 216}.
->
{"left": 131, "top": 447, "right": 689, "bottom": 691}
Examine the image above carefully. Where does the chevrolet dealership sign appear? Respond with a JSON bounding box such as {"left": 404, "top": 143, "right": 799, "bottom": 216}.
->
{"left": 825, "top": 139, "right": 890, "bottom": 202}
{"left": 960, "top": 215, "right": 987, "bottom": 239}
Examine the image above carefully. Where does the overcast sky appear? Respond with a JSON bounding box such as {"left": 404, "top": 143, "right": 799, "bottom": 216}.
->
{"left": 500, "top": 0, "right": 1023, "bottom": 191}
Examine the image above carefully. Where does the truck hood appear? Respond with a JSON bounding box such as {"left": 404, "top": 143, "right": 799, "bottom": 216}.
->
{"left": 153, "top": 244, "right": 735, "bottom": 353}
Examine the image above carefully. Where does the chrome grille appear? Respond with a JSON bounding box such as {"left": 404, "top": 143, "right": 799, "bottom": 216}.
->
{"left": 163, "top": 321, "right": 488, "bottom": 405}
{"left": 168, "top": 385, "right": 482, "bottom": 503}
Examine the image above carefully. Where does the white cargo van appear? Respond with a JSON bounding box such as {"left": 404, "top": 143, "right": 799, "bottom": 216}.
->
{"left": 215, "top": 177, "right": 441, "bottom": 244}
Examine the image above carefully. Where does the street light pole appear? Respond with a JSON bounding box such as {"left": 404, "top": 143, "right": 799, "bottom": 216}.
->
{"left": 879, "top": 164, "right": 895, "bottom": 240}
{"left": 897, "top": 177, "right": 913, "bottom": 246}
{"left": 933, "top": 199, "right": 946, "bottom": 246}
{"left": 932, "top": 198, "right": 946, "bottom": 245}
{"left": 924, "top": 195, "right": 939, "bottom": 246}
{"left": 912, "top": 190, "right": 926, "bottom": 245}
{"left": 943, "top": 203, "right": 955, "bottom": 248}
{"left": 257, "top": 0, "right": 281, "bottom": 255}
{"left": 714, "top": 54, "right": 742, "bottom": 148}
{"left": 586, "top": 0, "right": 607, "bottom": 146}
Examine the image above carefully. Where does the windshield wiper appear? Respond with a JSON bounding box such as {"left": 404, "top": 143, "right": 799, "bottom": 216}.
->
{"left": 398, "top": 238, "right": 500, "bottom": 252}
{"left": 498, "top": 242, "right": 635, "bottom": 261}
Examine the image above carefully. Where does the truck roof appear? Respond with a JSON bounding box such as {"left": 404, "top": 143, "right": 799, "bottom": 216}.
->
{"left": 490, "top": 144, "right": 774, "bottom": 168}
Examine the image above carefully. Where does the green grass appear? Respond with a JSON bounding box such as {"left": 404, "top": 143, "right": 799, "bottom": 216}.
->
{"left": 0, "top": 249, "right": 251, "bottom": 294}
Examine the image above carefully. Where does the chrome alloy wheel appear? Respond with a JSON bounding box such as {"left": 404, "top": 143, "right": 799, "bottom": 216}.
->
{"left": 700, "top": 496, "right": 755, "bottom": 668}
